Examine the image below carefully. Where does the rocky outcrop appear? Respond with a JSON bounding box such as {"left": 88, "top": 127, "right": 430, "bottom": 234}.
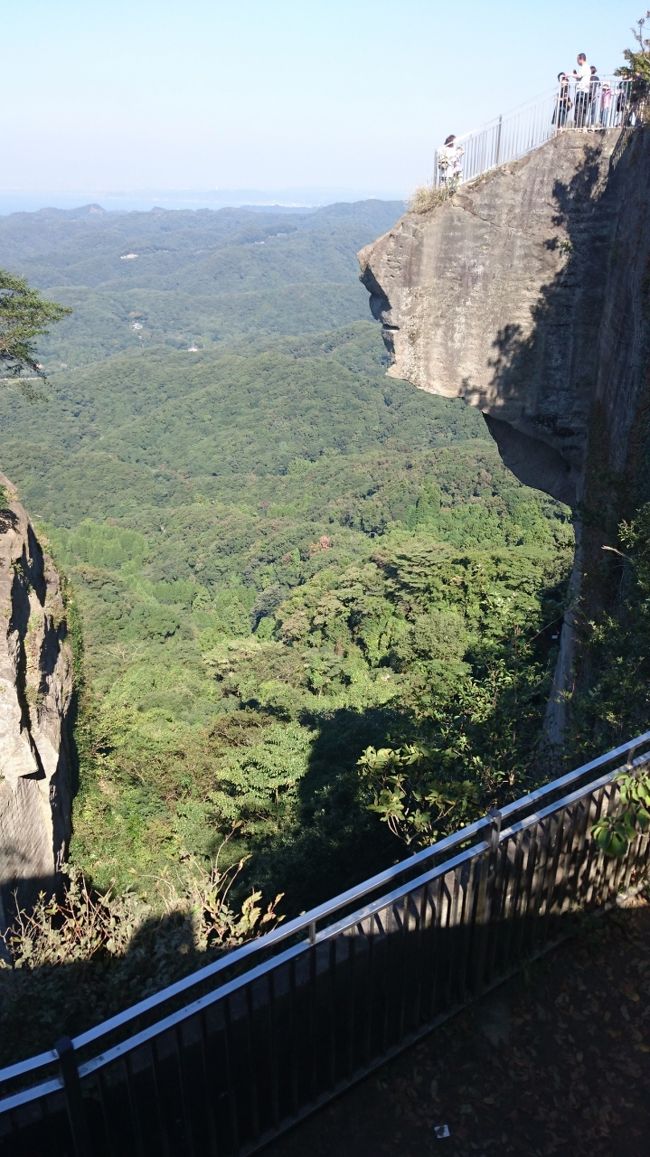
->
{"left": 359, "top": 127, "right": 650, "bottom": 736}
{"left": 0, "top": 475, "right": 74, "bottom": 924}
{"left": 360, "top": 129, "right": 650, "bottom": 507}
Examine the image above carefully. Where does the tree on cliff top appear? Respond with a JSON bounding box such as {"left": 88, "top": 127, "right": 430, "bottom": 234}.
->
{"left": 618, "top": 10, "right": 650, "bottom": 85}
{"left": 0, "top": 269, "right": 70, "bottom": 379}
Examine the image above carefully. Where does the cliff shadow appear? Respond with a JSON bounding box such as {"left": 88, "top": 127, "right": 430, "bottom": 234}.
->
{"left": 234, "top": 665, "right": 560, "bottom": 918}
{"left": 230, "top": 704, "right": 412, "bottom": 915}
{"left": 479, "top": 141, "right": 615, "bottom": 510}
{"left": 0, "top": 900, "right": 212, "bottom": 1069}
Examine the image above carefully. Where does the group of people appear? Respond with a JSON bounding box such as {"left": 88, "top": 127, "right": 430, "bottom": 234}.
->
{"left": 436, "top": 53, "right": 645, "bottom": 190}
{"left": 553, "top": 54, "right": 635, "bottom": 130}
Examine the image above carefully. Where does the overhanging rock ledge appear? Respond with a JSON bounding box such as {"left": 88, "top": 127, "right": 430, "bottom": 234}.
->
{"left": 359, "top": 130, "right": 650, "bottom": 510}
{"left": 359, "top": 127, "right": 650, "bottom": 735}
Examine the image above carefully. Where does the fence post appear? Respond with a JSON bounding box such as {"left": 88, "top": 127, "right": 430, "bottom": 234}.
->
{"left": 488, "top": 808, "right": 502, "bottom": 846}
{"left": 495, "top": 115, "right": 503, "bottom": 165}
{"left": 471, "top": 810, "right": 502, "bottom": 994}
{"left": 486, "top": 808, "right": 502, "bottom": 925}
{"left": 55, "top": 1036, "right": 90, "bottom": 1157}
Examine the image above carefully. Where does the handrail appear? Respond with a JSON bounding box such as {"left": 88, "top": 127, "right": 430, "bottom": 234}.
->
{"left": 499, "top": 729, "right": 650, "bottom": 820}
{"left": 79, "top": 839, "right": 494, "bottom": 1079}
{"left": 45, "top": 729, "right": 650, "bottom": 1057}
{"left": 70, "top": 811, "right": 492, "bottom": 1049}
{"left": 433, "top": 75, "right": 634, "bottom": 188}
{"left": 0, "top": 1048, "right": 58, "bottom": 1084}
{"left": 452, "top": 84, "right": 565, "bottom": 149}
{"left": 13, "top": 745, "right": 641, "bottom": 1088}
{"left": 1, "top": 728, "right": 648, "bottom": 1097}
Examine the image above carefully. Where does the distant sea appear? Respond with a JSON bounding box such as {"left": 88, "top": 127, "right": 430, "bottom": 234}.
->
{"left": 0, "top": 187, "right": 406, "bottom": 215}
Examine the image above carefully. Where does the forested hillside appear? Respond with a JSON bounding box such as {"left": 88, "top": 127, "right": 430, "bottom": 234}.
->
{"left": 0, "top": 201, "right": 573, "bottom": 911}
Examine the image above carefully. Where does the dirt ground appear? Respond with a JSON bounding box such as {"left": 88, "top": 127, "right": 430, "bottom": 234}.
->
{"left": 263, "top": 895, "right": 650, "bottom": 1157}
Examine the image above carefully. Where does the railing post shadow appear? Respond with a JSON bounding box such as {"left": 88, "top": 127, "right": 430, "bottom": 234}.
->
{"left": 55, "top": 1036, "right": 91, "bottom": 1157}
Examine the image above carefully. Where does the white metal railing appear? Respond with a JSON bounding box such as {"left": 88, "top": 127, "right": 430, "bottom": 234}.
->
{"left": 434, "top": 76, "right": 634, "bottom": 188}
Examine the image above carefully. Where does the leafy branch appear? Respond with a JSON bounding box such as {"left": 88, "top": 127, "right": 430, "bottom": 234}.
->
{"left": 592, "top": 768, "right": 650, "bottom": 857}
{"left": 0, "top": 269, "right": 71, "bottom": 379}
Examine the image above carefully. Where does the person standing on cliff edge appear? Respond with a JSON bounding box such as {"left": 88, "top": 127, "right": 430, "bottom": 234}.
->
{"left": 573, "top": 53, "right": 591, "bottom": 127}
{"left": 553, "top": 73, "right": 572, "bottom": 128}
{"left": 588, "top": 65, "right": 601, "bottom": 127}
{"left": 437, "top": 134, "right": 464, "bottom": 187}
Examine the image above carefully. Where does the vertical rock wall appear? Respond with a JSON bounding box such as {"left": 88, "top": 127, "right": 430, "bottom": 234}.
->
{"left": 359, "top": 127, "right": 650, "bottom": 736}
{"left": 0, "top": 475, "right": 74, "bottom": 923}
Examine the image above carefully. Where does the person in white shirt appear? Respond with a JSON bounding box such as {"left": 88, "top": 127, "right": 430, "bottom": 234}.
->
{"left": 437, "top": 134, "right": 464, "bottom": 187}
{"left": 573, "top": 53, "right": 590, "bottom": 127}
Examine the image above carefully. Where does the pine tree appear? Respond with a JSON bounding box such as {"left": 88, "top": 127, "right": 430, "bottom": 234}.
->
{"left": 0, "top": 269, "right": 70, "bottom": 379}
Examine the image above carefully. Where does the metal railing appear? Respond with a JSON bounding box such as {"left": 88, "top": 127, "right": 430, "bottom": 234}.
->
{"left": 1, "top": 732, "right": 649, "bottom": 1155}
{"left": 433, "top": 76, "right": 634, "bottom": 188}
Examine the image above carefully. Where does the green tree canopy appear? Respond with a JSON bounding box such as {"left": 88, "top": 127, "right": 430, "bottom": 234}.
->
{"left": 0, "top": 269, "right": 70, "bottom": 378}
{"left": 617, "top": 10, "right": 650, "bottom": 86}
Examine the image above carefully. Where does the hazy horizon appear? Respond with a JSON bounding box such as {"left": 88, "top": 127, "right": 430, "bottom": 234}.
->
{"left": 0, "top": 185, "right": 407, "bottom": 216}
{"left": 6, "top": 1, "right": 633, "bottom": 202}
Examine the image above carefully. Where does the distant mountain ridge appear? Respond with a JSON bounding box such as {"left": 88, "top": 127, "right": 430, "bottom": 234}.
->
{"left": 0, "top": 189, "right": 407, "bottom": 215}
{"left": 0, "top": 200, "right": 406, "bottom": 368}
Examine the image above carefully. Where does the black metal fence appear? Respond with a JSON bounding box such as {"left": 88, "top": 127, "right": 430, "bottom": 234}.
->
{"left": 2, "top": 733, "right": 649, "bottom": 1156}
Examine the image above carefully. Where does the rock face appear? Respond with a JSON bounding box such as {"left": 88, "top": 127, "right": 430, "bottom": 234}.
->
{"left": 359, "top": 129, "right": 650, "bottom": 512}
{"left": 359, "top": 128, "right": 650, "bottom": 737}
{"left": 0, "top": 475, "right": 74, "bottom": 924}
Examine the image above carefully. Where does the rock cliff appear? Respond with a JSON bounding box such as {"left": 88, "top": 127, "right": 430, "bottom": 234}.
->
{"left": 359, "top": 127, "right": 650, "bottom": 734}
{"left": 0, "top": 475, "right": 74, "bottom": 924}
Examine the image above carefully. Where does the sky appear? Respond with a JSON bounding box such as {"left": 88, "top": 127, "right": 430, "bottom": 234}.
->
{"left": 3, "top": 0, "right": 637, "bottom": 208}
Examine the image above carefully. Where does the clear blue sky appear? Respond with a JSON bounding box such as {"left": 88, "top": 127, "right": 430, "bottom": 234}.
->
{"left": 5, "top": 0, "right": 636, "bottom": 203}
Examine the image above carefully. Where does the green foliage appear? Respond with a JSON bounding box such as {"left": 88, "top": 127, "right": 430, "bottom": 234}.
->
{"left": 357, "top": 743, "right": 479, "bottom": 846}
{"left": 0, "top": 268, "right": 70, "bottom": 378}
{"left": 568, "top": 409, "right": 650, "bottom": 862}
{"left": 209, "top": 721, "right": 314, "bottom": 839}
{"left": 592, "top": 768, "right": 650, "bottom": 857}
{"left": 0, "top": 202, "right": 573, "bottom": 908}
{"left": 351, "top": 560, "right": 558, "bottom": 852}
{"left": 617, "top": 11, "right": 650, "bottom": 86}
{"left": 570, "top": 505, "right": 650, "bottom": 750}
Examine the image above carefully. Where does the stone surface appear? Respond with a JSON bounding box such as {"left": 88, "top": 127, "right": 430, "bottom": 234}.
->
{"left": 0, "top": 474, "right": 74, "bottom": 923}
{"left": 359, "top": 128, "right": 650, "bottom": 736}
{"left": 359, "top": 129, "right": 650, "bottom": 511}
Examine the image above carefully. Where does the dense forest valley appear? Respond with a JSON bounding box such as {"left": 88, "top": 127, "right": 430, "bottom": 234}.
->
{"left": 0, "top": 200, "right": 574, "bottom": 945}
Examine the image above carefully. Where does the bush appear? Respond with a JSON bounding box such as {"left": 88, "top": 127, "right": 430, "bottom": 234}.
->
{"left": 409, "top": 184, "right": 452, "bottom": 213}
{"left": 0, "top": 859, "right": 282, "bottom": 1064}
